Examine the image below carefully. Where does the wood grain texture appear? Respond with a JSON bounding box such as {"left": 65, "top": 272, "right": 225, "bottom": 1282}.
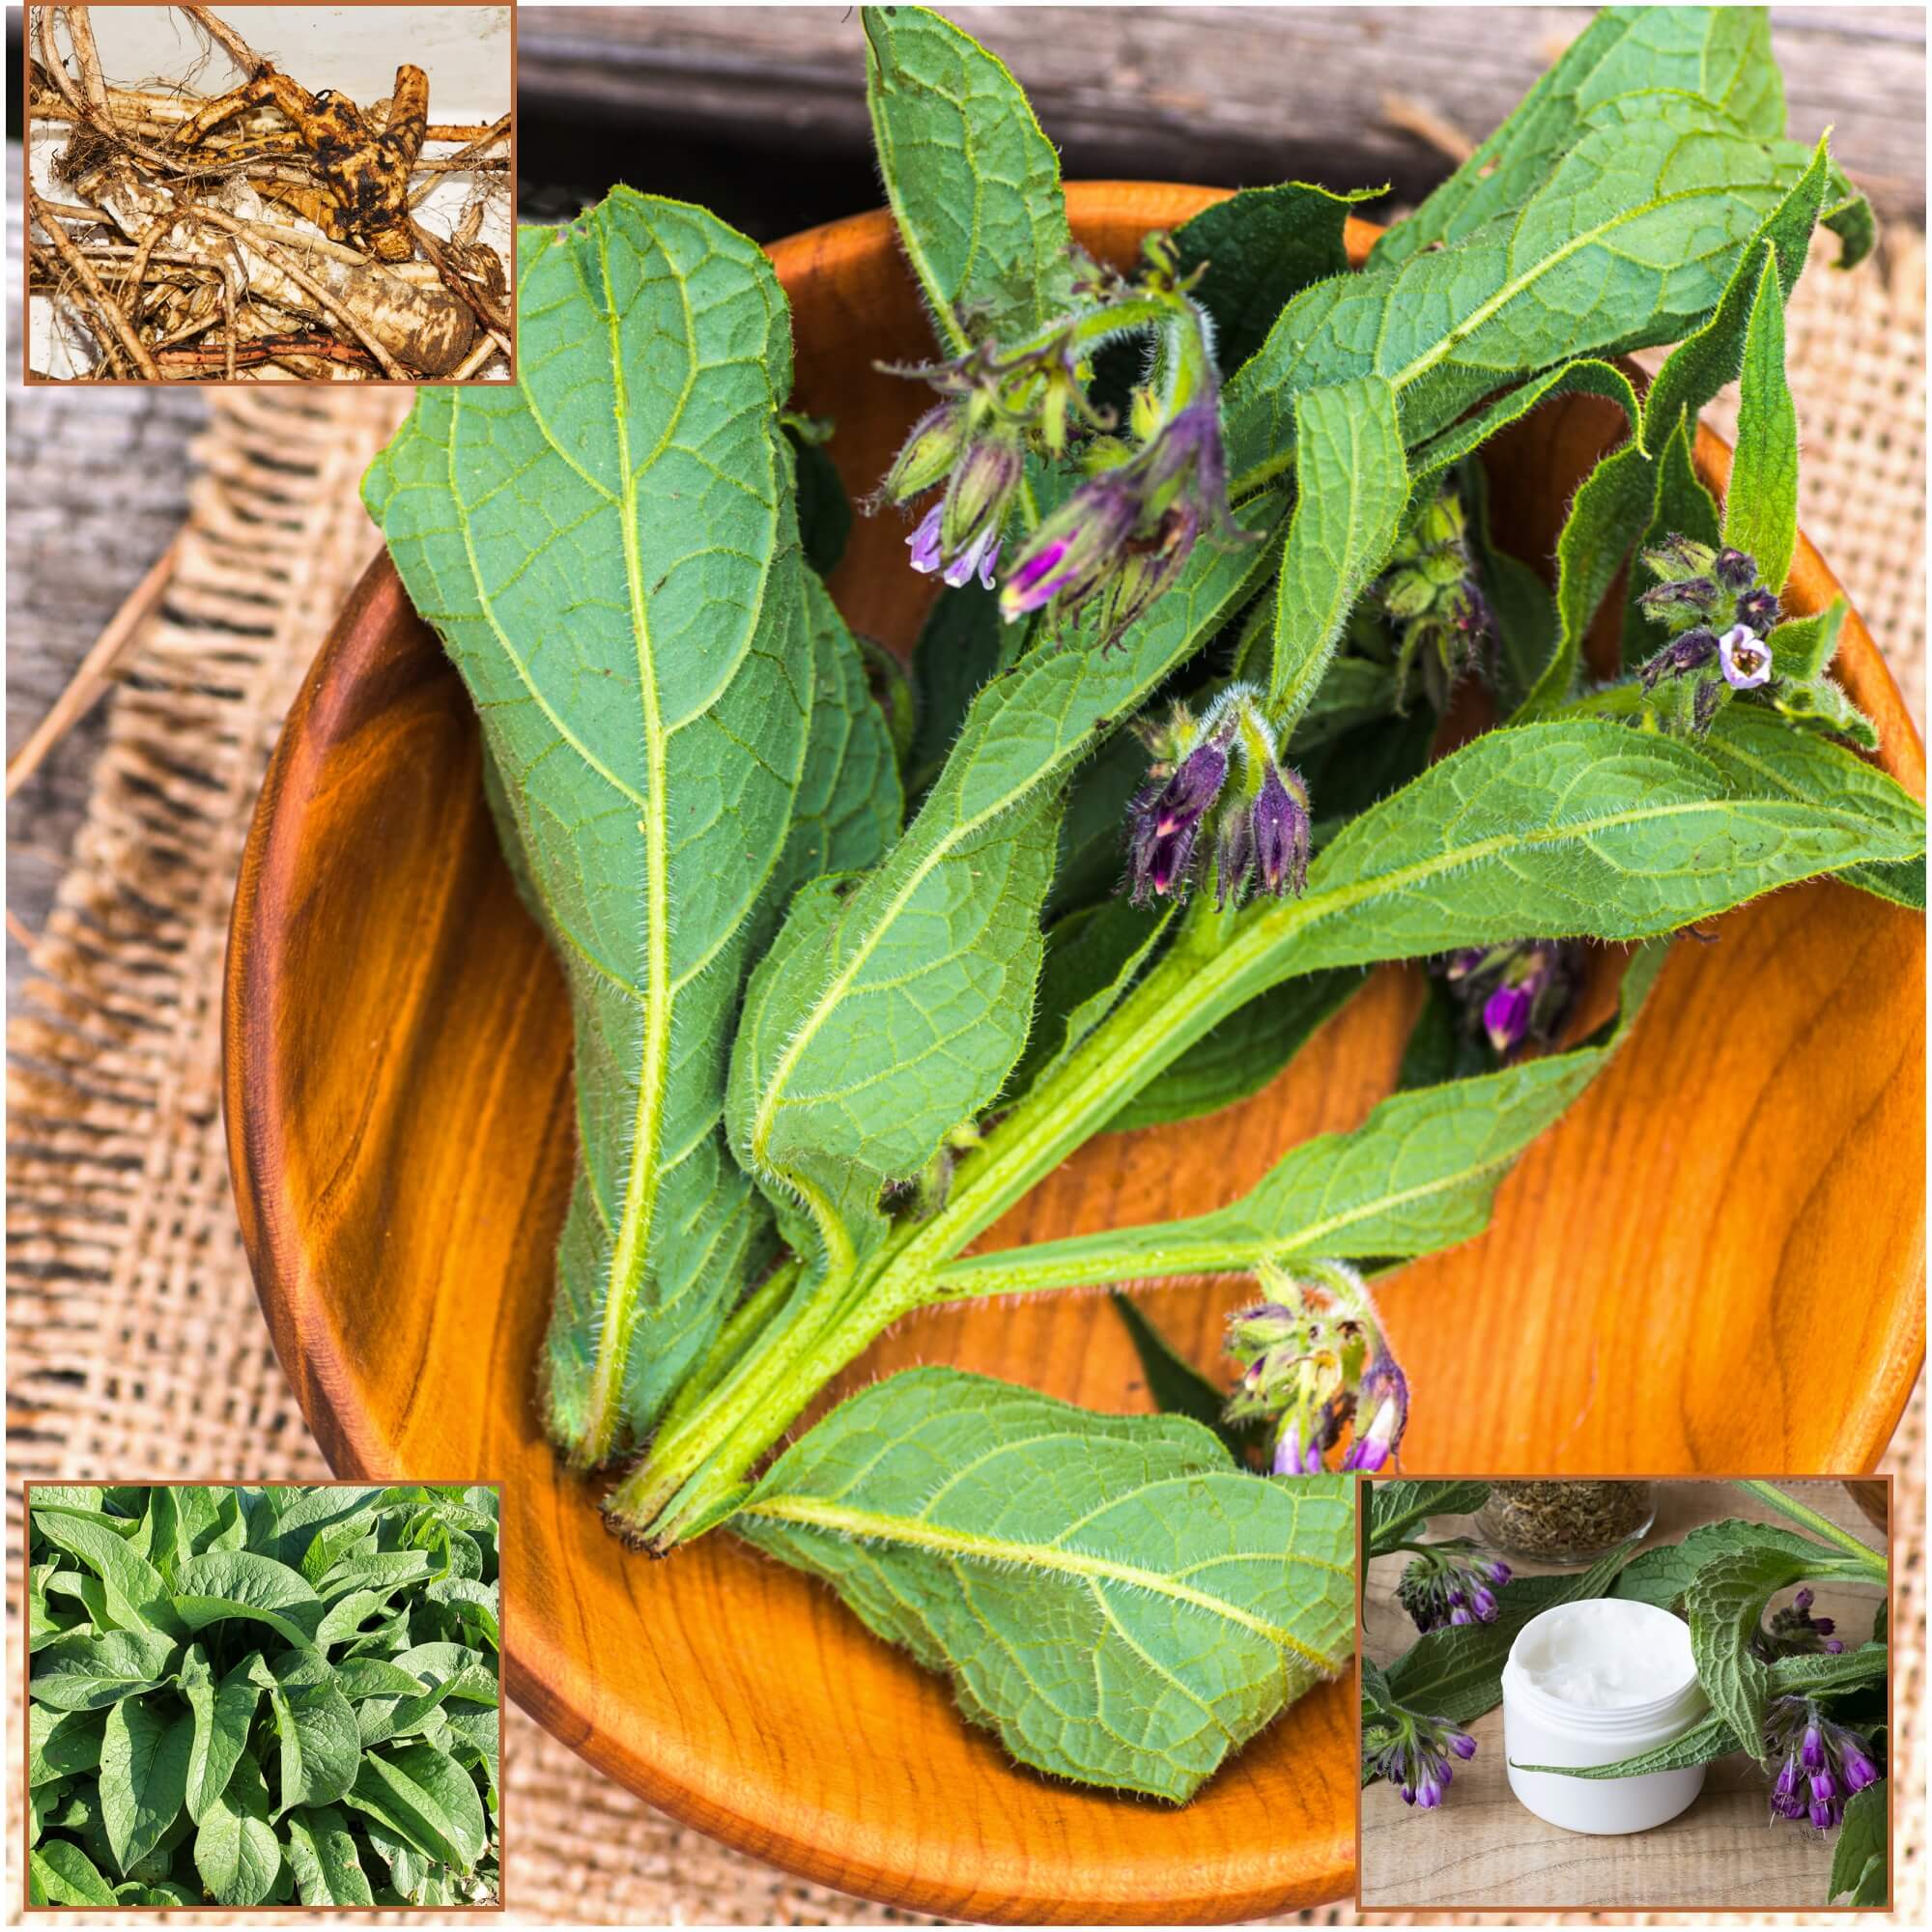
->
{"left": 519, "top": 7, "right": 1927, "bottom": 225}
{"left": 1361, "top": 1480, "right": 1890, "bottom": 1909}
{"left": 223, "top": 186, "right": 1924, "bottom": 1921}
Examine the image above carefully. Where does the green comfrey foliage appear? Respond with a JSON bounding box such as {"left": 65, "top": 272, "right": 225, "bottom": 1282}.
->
{"left": 362, "top": 5, "right": 1919, "bottom": 1803}
{"left": 27, "top": 1487, "right": 500, "bottom": 1908}
{"left": 1363, "top": 1478, "right": 1888, "bottom": 1902}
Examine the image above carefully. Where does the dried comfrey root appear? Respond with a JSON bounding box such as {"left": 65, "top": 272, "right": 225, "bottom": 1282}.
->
{"left": 27, "top": 3, "right": 510, "bottom": 382}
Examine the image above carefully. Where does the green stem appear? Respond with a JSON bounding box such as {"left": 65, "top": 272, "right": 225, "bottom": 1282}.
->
{"left": 1734, "top": 1480, "right": 1888, "bottom": 1577}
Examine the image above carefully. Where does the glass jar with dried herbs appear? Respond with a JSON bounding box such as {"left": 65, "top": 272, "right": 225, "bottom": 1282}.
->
{"left": 1474, "top": 1481, "right": 1657, "bottom": 1565}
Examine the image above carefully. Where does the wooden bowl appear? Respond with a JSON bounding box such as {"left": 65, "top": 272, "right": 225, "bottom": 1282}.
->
{"left": 224, "top": 185, "right": 1925, "bottom": 1921}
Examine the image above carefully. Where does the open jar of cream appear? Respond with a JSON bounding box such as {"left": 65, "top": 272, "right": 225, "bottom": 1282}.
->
{"left": 1502, "top": 1598, "right": 1709, "bottom": 1834}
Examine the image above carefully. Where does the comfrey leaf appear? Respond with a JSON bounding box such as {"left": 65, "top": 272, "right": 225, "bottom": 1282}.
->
{"left": 1722, "top": 244, "right": 1802, "bottom": 594}
{"left": 1513, "top": 1710, "right": 1742, "bottom": 1779}
{"left": 1368, "top": 1481, "right": 1495, "bottom": 1558}
{"left": 1268, "top": 377, "right": 1409, "bottom": 730}
{"left": 932, "top": 945, "right": 1663, "bottom": 1300}
{"left": 734, "top": 1368, "right": 1354, "bottom": 1802}
{"left": 1228, "top": 91, "right": 1816, "bottom": 491}
{"left": 726, "top": 498, "right": 1282, "bottom": 1265}
{"left": 99, "top": 1694, "right": 193, "bottom": 1876}
{"left": 1519, "top": 139, "right": 1830, "bottom": 713}
{"left": 1686, "top": 1545, "right": 1817, "bottom": 1765}
{"left": 363, "top": 191, "right": 897, "bottom": 1467}
{"left": 1829, "top": 1781, "right": 1889, "bottom": 1905}
{"left": 1373, "top": 8, "right": 1788, "bottom": 267}
{"left": 863, "top": 5, "right": 1075, "bottom": 350}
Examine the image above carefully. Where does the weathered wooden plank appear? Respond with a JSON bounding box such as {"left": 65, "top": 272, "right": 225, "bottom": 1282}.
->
{"left": 519, "top": 6, "right": 1924, "bottom": 222}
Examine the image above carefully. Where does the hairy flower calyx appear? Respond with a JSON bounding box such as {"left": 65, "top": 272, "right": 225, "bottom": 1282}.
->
{"left": 1123, "top": 685, "right": 1310, "bottom": 907}
{"left": 1378, "top": 486, "right": 1495, "bottom": 711}
{"left": 1635, "top": 532, "right": 1786, "bottom": 735}
{"left": 1224, "top": 1259, "right": 1409, "bottom": 1476}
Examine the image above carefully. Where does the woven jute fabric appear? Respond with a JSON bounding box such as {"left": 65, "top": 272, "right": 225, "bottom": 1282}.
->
{"left": 5, "top": 222, "right": 1925, "bottom": 1925}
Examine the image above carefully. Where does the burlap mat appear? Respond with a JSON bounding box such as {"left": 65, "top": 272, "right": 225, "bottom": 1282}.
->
{"left": 6, "top": 223, "right": 1925, "bottom": 1925}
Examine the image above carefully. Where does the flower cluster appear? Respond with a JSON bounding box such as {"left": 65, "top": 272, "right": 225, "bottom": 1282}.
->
{"left": 1755, "top": 1586, "right": 1848, "bottom": 1659}
{"left": 1394, "top": 1540, "right": 1513, "bottom": 1633}
{"left": 872, "top": 234, "right": 1249, "bottom": 644}
{"left": 1764, "top": 1695, "right": 1882, "bottom": 1832}
{"left": 1378, "top": 487, "right": 1494, "bottom": 711}
{"left": 1439, "top": 939, "right": 1583, "bottom": 1060}
{"left": 1123, "top": 686, "right": 1311, "bottom": 907}
{"left": 1224, "top": 1260, "right": 1408, "bottom": 1475}
{"left": 1363, "top": 1700, "right": 1479, "bottom": 1809}
{"left": 1635, "top": 535, "right": 1780, "bottom": 733}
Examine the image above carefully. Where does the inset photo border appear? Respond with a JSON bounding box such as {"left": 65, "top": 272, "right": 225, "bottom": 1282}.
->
{"left": 24, "top": 1480, "right": 503, "bottom": 1911}
{"left": 24, "top": 3, "right": 514, "bottom": 383}
{"left": 1357, "top": 1474, "right": 1892, "bottom": 1915}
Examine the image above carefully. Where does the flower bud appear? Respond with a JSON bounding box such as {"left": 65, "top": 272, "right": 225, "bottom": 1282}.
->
{"left": 877, "top": 401, "right": 967, "bottom": 505}
{"left": 941, "top": 432, "right": 1023, "bottom": 556}
{"left": 1250, "top": 764, "right": 1312, "bottom": 898}
{"left": 1713, "top": 545, "right": 1758, "bottom": 592}
{"left": 1735, "top": 584, "right": 1782, "bottom": 632}
{"left": 1638, "top": 626, "right": 1719, "bottom": 690}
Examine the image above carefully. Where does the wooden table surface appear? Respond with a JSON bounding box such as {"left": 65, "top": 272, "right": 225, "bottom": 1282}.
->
{"left": 1360, "top": 1480, "right": 1889, "bottom": 1911}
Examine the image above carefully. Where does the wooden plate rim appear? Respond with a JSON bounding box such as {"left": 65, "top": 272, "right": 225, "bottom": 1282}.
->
{"left": 223, "top": 185, "right": 1924, "bottom": 1923}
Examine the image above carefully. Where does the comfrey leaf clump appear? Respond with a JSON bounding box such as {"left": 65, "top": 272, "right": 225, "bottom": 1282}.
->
{"left": 365, "top": 0, "right": 1921, "bottom": 1811}
{"left": 1224, "top": 1261, "right": 1408, "bottom": 1475}
{"left": 1124, "top": 685, "right": 1310, "bottom": 906}
{"left": 873, "top": 235, "right": 1250, "bottom": 644}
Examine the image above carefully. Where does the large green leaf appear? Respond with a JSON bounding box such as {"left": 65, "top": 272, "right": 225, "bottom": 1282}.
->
{"left": 1830, "top": 1781, "right": 1889, "bottom": 1905}
{"left": 1267, "top": 377, "right": 1409, "bottom": 728}
{"left": 1367, "top": 1481, "right": 1495, "bottom": 1556}
{"left": 1722, "top": 244, "right": 1800, "bottom": 592}
{"left": 268, "top": 1670, "right": 362, "bottom": 1814}
{"left": 1518, "top": 141, "right": 1828, "bottom": 712}
{"left": 34, "top": 1508, "right": 186, "bottom": 1640}
{"left": 934, "top": 945, "right": 1662, "bottom": 1299}
{"left": 1512, "top": 1709, "right": 1741, "bottom": 1778}
{"left": 736, "top": 1368, "right": 1354, "bottom": 1802}
{"left": 726, "top": 499, "right": 1283, "bottom": 1263}
{"left": 862, "top": 5, "right": 1074, "bottom": 351}
{"left": 344, "top": 1748, "right": 481, "bottom": 1873}
{"left": 99, "top": 1693, "right": 193, "bottom": 1876}
{"left": 194, "top": 1755, "right": 281, "bottom": 1908}
{"left": 28, "top": 1705, "right": 106, "bottom": 1787}
{"left": 180, "top": 1647, "right": 261, "bottom": 1825}
{"left": 1374, "top": 8, "right": 1786, "bottom": 267}
{"left": 173, "top": 1551, "right": 324, "bottom": 1650}
{"left": 1229, "top": 91, "right": 1809, "bottom": 489}
{"left": 1685, "top": 1546, "right": 1815, "bottom": 1765}
{"left": 285, "top": 1804, "right": 375, "bottom": 1907}
{"left": 31, "top": 1629, "right": 178, "bottom": 1712}
{"left": 30, "top": 1840, "right": 119, "bottom": 1907}
{"left": 364, "top": 191, "right": 897, "bottom": 1467}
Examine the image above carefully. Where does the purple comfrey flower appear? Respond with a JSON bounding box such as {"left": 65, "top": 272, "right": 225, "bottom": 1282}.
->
{"left": 907, "top": 503, "right": 1000, "bottom": 590}
{"left": 1341, "top": 1349, "right": 1408, "bottom": 1473}
{"left": 1224, "top": 1260, "right": 1407, "bottom": 1478}
{"left": 1394, "top": 1538, "right": 1512, "bottom": 1634}
{"left": 940, "top": 433, "right": 1024, "bottom": 557}
{"left": 1718, "top": 622, "right": 1774, "bottom": 690}
{"left": 1001, "top": 397, "right": 1247, "bottom": 641}
{"left": 1436, "top": 940, "right": 1582, "bottom": 1064}
{"left": 1759, "top": 1586, "right": 1845, "bottom": 1658}
{"left": 1764, "top": 1696, "right": 1882, "bottom": 1833}
{"left": 1364, "top": 1702, "right": 1476, "bottom": 1811}
{"left": 1125, "top": 736, "right": 1231, "bottom": 905}
{"left": 1002, "top": 470, "right": 1142, "bottom": 619}
{"left": 1250, "top": 764, "right": 1312, "bottom": 898}
{"left": 1735, "top": 584, "right": 1782, "bottom": 632}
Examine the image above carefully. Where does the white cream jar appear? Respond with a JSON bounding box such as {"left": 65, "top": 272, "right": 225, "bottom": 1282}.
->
{"left": 1502, "top": 1598, "right": 1709, "bottom": 1834}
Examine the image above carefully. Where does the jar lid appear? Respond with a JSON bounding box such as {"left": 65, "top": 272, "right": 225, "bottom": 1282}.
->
{"left": 1504, "top": 1598, "right": 1705, "bottom": 1730}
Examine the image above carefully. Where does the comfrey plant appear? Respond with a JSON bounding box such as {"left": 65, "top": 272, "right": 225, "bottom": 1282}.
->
{"left": 364, "top": 7, "right": 1922, "bottom": 1802}
{"left": 1369, "top": 1480, "right": 1889, "bottom": 1905}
